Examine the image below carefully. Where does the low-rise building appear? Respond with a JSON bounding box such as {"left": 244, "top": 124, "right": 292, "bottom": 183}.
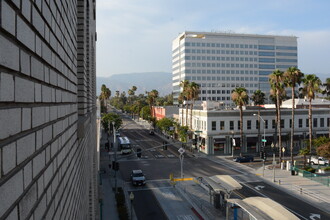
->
{"left": 180, "top": 99, "right": 330, "bottom": 155}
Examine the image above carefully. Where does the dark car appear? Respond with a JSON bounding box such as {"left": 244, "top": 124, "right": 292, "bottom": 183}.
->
{"left": 233, "top": 155, "right": 254, "bottom": 163}
{"left": 130, "top": 170, "right": 146, "bottom": 186}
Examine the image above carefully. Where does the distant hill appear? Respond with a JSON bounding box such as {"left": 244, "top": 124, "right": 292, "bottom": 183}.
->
{"left": 96, "top": 72, "right": 172, "bottom": 96}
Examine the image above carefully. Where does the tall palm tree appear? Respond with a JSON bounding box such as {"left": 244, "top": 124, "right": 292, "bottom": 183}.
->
{"left": 251, "top": 90, "right": 265, "bottom": 152}
{"left": 188, "top": 82, "right": 200, "bottom": 129}
{"left": 302, "top": 74, "right": 321, "bottom": 163}
{"left": 231, "top": 87, "right": 249, "bottom": 154}
{"left": 180, "top": 80, "right": 190, "bottom": 126}
{"left": 269, "top": 69, "right": 285, "bottom": 163}
{"left": 284, "top": 66, "right": 304, "bottom": 172}
{"left": 100, "top": 84, "right": 111, "bottom": 110}
{"left": 322, "top": 78, "right": 330, "bottom": 138}
{"left": 147, "top": 89, "right": 159, "bottom": 119}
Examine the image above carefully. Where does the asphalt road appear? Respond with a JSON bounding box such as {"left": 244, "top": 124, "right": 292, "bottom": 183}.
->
{"left": 114, "top": 113, "right": 330, "bottom": 219}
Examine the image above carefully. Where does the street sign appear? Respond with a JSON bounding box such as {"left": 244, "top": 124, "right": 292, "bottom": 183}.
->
{"left": 178, "top": 148, "right": 185, "bottom": 154}
{"left": 261, "top": 139, "right": 267, "bottom": 142}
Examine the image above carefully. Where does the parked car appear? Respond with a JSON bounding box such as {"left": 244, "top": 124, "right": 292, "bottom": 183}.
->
{"left": 307, "top": 156, "right": 329, "bottom": 165}
{"left": 233, "top": 155, "right": 254, "bottom": 163}
{"left": 130, "top": 170, "right": 146, "bottom": 186}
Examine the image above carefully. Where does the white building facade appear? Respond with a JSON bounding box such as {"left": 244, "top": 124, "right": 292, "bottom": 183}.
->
{"left": 181, "top": 99, "right": 330, "bottom": 156}
{"left": 172, "top": 32, "right": 298, "bottom": 105}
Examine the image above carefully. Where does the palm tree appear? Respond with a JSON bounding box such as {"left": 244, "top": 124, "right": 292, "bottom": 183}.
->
{"left": 284, "top": 66, "right": 304, "bottom": 173}
{"left": 147, "top": 89, "right": 159, "bottom": 119}
{"left": 100, "top": 84, "right": 111, "bottom": 111}
{"left": 269, "top": 69, "right": 285, "bottom": 163}
{"left": 302, "top": 74, "right": 321, "bottom": 163}
{"left": 251, "top": 90, "right": 265, "bottom": 153}
{"left": 180, "top": 80, "right": 190, "bottom": 126}
{"left": 322, "top": 78, "right": 330, "bottom": 138}
{"left": 188, "top": 82, "right": 200, "bottom": 129}
{"left": 231, "top": 87, "right": 249, "bottom": 154}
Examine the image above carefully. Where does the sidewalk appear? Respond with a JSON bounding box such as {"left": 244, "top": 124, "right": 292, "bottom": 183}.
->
{"left": 99, "top": 130, "right": 120, "bottom": 220}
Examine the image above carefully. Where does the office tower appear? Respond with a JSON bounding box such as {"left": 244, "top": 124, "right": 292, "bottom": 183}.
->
{"left": 0, "top": 0, "right": 98, "bottom": 219}
{"left": 172, "top": 32, "right": 297, "bottom": 105}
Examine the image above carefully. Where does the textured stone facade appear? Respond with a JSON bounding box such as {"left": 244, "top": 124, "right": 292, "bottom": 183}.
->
{"left": 0, "top": 0, "right": 98, "bottom": 219}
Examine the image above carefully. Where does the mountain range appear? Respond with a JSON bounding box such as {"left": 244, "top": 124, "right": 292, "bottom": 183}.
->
{"left": 96, "top": 72, "right": 172, "bottom": 97}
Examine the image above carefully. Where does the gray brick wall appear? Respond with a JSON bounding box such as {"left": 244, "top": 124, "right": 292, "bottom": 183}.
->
{"left": 0, "top": 0, "right": 98, "bottom": 219}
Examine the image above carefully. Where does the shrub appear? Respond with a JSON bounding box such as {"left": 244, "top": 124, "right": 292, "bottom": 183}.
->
{"left": 323, "top": 167, "right": 330, "bottom": 171}
{"left": 303, "top": 167, "right": 316, "bottom": 173}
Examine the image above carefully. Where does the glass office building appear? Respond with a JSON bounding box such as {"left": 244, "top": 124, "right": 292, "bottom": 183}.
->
{"left": 172, "top": 32, "right": 298, "bottom": 106}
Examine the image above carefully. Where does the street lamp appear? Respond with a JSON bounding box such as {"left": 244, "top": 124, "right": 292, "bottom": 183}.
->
{"left": 112, "top": 121, "right": 118, "bottom": 193}
{"left": 253, "top": 114, "right": 266, "bottom": 153}
{"left": 254, "top": 114, "right": 266, "bottom": 177}
{"left": 230, "top": 131, "right": 235, "bottom": 157}
{"left": 129, "top": 192, "right": 135, "bottom": 220}
{"left": 271, "top": 142, "right": 276, "bottom": 182}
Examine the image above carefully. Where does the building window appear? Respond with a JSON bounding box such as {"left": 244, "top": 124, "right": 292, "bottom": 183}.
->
{"left": 237, "top": 121, "right": 240, "bottom": 130}
{"left": 306, "top": 119, "right": 309, "bottom": 127}
{"left": 212, "top": 121, "right": 216, "bottom": 130}
{"left": 247, "top": 120, "right": 251, "bottom": 130}
{"left": 313, "top": 118, "right": 318, "bottom": 128}
{"left": 230, "top": 121, "right": 234, "bottom": 130}
{"left": 289, "top": 119, "right": 292, "bottom": 128}
{"left": 328, "top": 118, "right": 330, "bottom": 127}
{"left": 281, "top": 119, "right": 284, "bottom": 128}
{"left": 320, "top": 118, "right": 324, "bottom": 127}
{"left": 265, "top": 120, "right": 268, "bottom": 129}
{"left": 256, "top": 120, "right": 259, "bottom": 129}
{"left": 299, "top": 119, "right": 303, "bottom": 128}
{"left": 272, "top": 120, "right": 276, "bottom": 129}
{"left": 220, "top": 121, "right": 225, "bottom": 130}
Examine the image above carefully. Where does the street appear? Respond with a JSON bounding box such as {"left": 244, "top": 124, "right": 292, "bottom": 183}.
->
{"left": 106, "top": 114, "right": 330, "bottom": 220}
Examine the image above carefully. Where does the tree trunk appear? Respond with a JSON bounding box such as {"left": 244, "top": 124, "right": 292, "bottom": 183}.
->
{"left": 290, "top": 87, "right": 295, "bottom": 172}
{"left": 190, "top": 99, "right": 194, "bottom": 129}
{"left": 257, "top": 107, "right": 261, "bottom": 153}
{"left": 240, "top": 106, "right": 243, "bottom": 155}
{"left": 277, "top": 89, "right": 282, "bottom": 163}
{"left": 308, "top": 99, "right": 313, "bottom": 165}
{"left": 185, "top": 103, "right": 189, "bottom": 126}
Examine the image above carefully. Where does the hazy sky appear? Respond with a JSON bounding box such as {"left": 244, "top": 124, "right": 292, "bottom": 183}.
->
{"left": 96, "top": 0, "right": 330, "bottom": 80}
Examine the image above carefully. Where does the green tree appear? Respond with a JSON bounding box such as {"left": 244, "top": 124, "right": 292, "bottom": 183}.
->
{"left": 316, "top": 142, "right": 330, "bottom": 159}
{"left": 302, "top": 74, "right": 322, "bottom": 163}
{"left": 101, "top": 113, "right": 122, "bottom": 133}
{"left": 156, "top": 117, "right": 175, "bottom": 136}
{"left": 299, "top": 147, "right": 310, "bottom": 167}
{"left": 177, "top": 125, "right": 189, "bottom": 142}
{"left": 140, "top": 106, "right": 151, "bottom": 120}
{"left": 269, "top": 69, "right": 285, "bottom": 162}
{"left": 251, "top": 90, "right": 265, "bottom": 152}
{"left": 231, "top": 87, "right": 249, "bottom": 153}
{"left": 284, "top": 66, "right": 304, "bottom": 170}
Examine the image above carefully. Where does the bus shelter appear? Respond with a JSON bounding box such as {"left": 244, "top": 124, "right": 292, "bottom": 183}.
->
{"left": 227, "top": 197, "right": 299, "bottom": 220}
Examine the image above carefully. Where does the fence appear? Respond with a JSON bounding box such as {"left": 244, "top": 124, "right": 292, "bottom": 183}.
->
{"left": 292, "top": 166, "right": 330, "bottom": 187}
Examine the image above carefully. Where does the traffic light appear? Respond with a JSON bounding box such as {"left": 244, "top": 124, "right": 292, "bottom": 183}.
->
{"left": 113, "top": 162, "right": 119, "bottom": 171}
{"left": 163, "top": 141, "right": 167, "bottom": 150}
{"left": 136, "top": 148, "right": 142, "bottom": 158}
